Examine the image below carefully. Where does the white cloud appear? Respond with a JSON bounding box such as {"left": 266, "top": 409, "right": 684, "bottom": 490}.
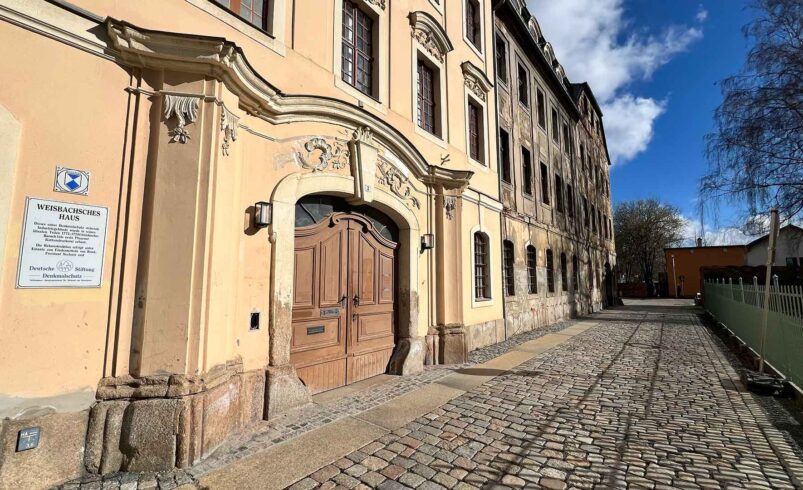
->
{"left": 696, "top": 6, "right": 709, "bottom": 23}
{"left": 527, "top": 0, "right": 703, "bottom": 164}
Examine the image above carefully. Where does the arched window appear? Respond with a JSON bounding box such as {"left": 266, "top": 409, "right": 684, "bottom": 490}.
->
{"left": 503, "top": 240, "right": 515, "bottom": 297}
{"left": 526, "top": 245, "right": 538, "bottom": 294}
{"left": 474, "top": 232, "right": 491, "bottom": 300}
{"left": 546, "top": 249, "right": 555, "bottom": 293}
{"left": 560, "top": 253, "right": 568, "bottom": 291}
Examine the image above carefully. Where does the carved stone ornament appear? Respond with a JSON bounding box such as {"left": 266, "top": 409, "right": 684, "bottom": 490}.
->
{"left": 461, "top": 61, "right": 494, "bottom": 103}
{"left": 220, "top": 106, "right": 239, "bottom": 156}
{"left": 349, "top": 127, "right": 379, "bottom": 203}
{"left": 163, "top": 94, "right": 200, "bottom": 144}
{"left": 365, "top": 0, "right": 386, "bottom": 10}
{"left": 444, "top": 196, "right": 456, "bottom": 220}
{"left": 296, "top": 137, "right": 350, "bottom": 172}
{"left": 377, "top": 158, "right": 421, "bottom": 209}
{"left": 409, "top": 12, "right": 454, "bottom": 64}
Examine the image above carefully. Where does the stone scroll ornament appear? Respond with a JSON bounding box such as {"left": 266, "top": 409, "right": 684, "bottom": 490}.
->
{"left": 296, "top": 137, "right": 350, "bottom": 172}
{"left": 220, "top": 106, "right": 239, "bottom": 156}
{"left": 376, "top": 158, "right": 421, "bottom": 209}
{"left": 163, "top": 94, "right": 200, "bottom": 144}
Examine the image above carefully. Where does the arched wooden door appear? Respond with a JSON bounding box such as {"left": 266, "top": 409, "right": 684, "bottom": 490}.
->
{"left": 291, "top": 212, "right": 397, "bottom": 394}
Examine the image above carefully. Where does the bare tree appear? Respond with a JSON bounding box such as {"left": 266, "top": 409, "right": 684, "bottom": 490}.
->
{"left": 702, "top": 0, "right": 803, "bottom": 227}
{"left": 614, "top": 199, "right": 685, "bottom": 296}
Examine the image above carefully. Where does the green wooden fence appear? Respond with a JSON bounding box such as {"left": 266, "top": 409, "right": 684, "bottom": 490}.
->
{"left": 704, "top": 279, "right": 803, "bottom": 388}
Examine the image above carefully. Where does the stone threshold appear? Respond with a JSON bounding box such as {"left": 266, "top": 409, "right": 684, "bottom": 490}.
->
{"left": 58, "top": 316, "right": 598, "bottom": 489}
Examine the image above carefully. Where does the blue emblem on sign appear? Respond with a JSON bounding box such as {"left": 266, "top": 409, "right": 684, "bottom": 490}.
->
{"left": 54, "top": 167, "right": 90, "bottom": 195}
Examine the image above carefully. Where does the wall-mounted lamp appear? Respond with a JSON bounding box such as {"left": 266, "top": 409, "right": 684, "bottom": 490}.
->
{"left": 254, "top": 201, "right": 272, "bottom": 228}
{"left": 421, "top": 233, "right": 435, "bottom": 251}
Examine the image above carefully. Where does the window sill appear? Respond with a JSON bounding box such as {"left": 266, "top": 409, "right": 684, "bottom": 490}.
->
{"left": 334, "top": 78, "right": 387, "bottom": 114}
{"left": 464, "top": 37, "right": 484, "bottom": 59}
{"left": 186, "top": 0, "right": 285, "bottom": 56}
{"left": 414, "top": 125, "right": 448, "bottom": 149}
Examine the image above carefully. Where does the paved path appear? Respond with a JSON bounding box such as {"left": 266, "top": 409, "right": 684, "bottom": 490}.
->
{"left": 279, "top": 305, "right": 803, "bottom": 490}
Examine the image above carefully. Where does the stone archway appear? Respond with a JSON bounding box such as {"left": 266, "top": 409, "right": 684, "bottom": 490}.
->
{"left": 265, "top": 171, "right": 425, "bottom": 418}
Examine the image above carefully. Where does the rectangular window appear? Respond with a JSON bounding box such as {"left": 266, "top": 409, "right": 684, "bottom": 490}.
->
{"left": 562, "top": 123, "right": 570, "bottom": 153}
{"left": 213, "top": 0, "right": 268, "bottom": 29}
{"left": 468, "top": 100, "right": 483, "bottom": 163}
{"left": 417, "top": 59, "right": 437, "bottom": 135}
{"left": 572, "top": 255, "right": 579, "bottom": 291}
{"left": 503, "top": 241, "right": 515, "bottom": 297}
{"left": 554, "top": 174, "right": 564, "bottom": 212}
{"left": 540, "top": 162, "right": 550, "bottom": 205}
{"left": 495, "top": 35, "right": 507, "bottom": 84}
{"left": 546, "top": 249, "right": 555, "bottom": 293}
{"left": 583, "top": 196, "right": 589, "bottom": 226}
{"left": 342, "top": 0, "right": 374, "bottom": 96}
{"left": 518, "top": 64, "right": 529, "bottom": 107}
{"left": 551, "top": 108, "right": 559, "bottom": 143}
{"left": 536, "top": 89, "right": 546, "bottom": 129}
{"left": 527, "top": 246, "right": 538, "bottom": 294}
{"left": 522, "top": 147, "right": 533, "bottom": 196}
{"left": 567, "top": 184, "right": 574, "bottom": 218}
{"left": 592, "top": 205, "right": 597, "bottom": 233}
{"left": 560, "top": 253, "right": 568, "bottom": 292}
{"left": 500, "top": 129, "right": 511, "bottom": 184}
{"left": 474, "top": 233, "right": 490, "bottom": 300}
{"left": 466, "top": 0, "right": 481, "bottom": 50}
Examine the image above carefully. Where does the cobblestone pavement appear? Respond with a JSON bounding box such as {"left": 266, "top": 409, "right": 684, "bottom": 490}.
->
{"left": 59, "top": 323, "right": 573, "bottom": 489}
{"left": 289, "top": 307, "right": 803, "bottom": 490}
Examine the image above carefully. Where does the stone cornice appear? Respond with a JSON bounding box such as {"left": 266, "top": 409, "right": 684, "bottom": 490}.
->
{"left": 461, "top": 61, "right": 494, "bottom": 101}
{"left": 408, "top": 11, "right": 454, "bottom": 63}
{"left": 105, "top": 18, "right": 472, "bottom": 190}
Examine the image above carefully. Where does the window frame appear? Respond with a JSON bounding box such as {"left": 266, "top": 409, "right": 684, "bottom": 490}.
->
{"left": 527, "top": 245, "right": 538, "bottom": 294}
{"left": 522, "top": 146, "right": 533, "bottom": 197}
{"left": 503, "top": 240, "right": 515, "bottom": 297}
{"left": 464, "top": 0, "right": 483, "bottom": 53}
{"left": 212, "top": 0, "right": 269, "bottom": 31}
{"left": 540, "top": 162, "right": 550, "bottom": 205}
{"left": 554, "top": 174, "right": 564, "bottom": 213}
{"left": 473, "top": 232, "right": 492, "bottom": 301}
{"left": 495, "top": 34, "right": 508, "bottom": 85}
{"left": 546, "top": 249, "right": 555, "bottom": 293}
{"left": 536, "top": 88, "right": 546, "bottom": 130}
{"left": 572, "top": 255, "right": 579, "bottom": 291}
{"left": 467, "top": 98, "right": 484, "bottom": 164}
{"left": 560, "top": 253, "right": 568, "bottom": 292}
{"left": 517, "top": 63, "right": 530, "bottom": 108}
{"left": 500, "top": 128, "right": 512, "bottom": 184}
{"left": 341, "top": 0, "right": 375, "bottom": 97}
{"left": 417, "top": 57, "right": 438, "bottom": 136}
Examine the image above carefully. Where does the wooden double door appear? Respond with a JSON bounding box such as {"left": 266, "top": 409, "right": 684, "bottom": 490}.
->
{"left": 291, "top": 213, "right": 397, "bottom": 394}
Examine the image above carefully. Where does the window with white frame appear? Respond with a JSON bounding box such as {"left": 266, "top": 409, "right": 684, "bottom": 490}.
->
{"left": 417, "top": 58, "right": 440, "bottom": 136}
{"left": 467, "top": 99, "right": 484, "bottom": 163}
{"left": 465, "top": 0, "right": 482, "bottom": 51}
{"left": 474, "top": 232, "right": 491, "bottom": 300}
{"left": 341, "top": 0, "right": 375, "bottom": 96}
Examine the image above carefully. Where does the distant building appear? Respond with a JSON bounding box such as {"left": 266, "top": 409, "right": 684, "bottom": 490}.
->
{"left": 745, "top": 224, "right": 803, "bottom": 267}
{"left": 665, "top": 240, "right": 747, "bottom": 298}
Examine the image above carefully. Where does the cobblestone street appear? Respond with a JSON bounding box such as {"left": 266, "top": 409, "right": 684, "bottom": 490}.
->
{"left": 286, "top": 303, "right": 803, "bottom": 490}
{"left": 61, "top": 302, "right": 803, "bottom": 489}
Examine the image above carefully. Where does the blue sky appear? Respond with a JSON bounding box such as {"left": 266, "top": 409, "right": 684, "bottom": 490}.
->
{"left": 528, "top": 0, "right": 759, "bottom": 244}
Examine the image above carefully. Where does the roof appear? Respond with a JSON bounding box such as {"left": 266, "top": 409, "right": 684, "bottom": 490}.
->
{"left": 745, "top": 224, "right": 803, "bottom": 249}
{"left": 570, "top": 82, "right": 612, "bottom": 166}
{"left": 664, "top": 245, "right": 747, "bottom": 251}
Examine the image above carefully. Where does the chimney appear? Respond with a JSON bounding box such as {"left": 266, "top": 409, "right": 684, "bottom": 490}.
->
{"left": 696, "top": 237, "right": 703, "bottom": 247}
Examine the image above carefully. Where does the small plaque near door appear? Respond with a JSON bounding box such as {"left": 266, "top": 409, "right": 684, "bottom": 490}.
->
{"left": 320, "top": 307, "right": 340, "bottom": 318}
{"left": 307, "top": 325, "right": 325, "bottom": 335}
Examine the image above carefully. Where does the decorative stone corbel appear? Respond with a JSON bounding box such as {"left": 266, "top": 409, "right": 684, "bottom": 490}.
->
{"left": 461, "top": 61, "right": 494, "bottom": 102}
{"left": 220, "top": 105, "right": 239, "bottom": 156}
{"left": 409, "top": 12, "right": 454, "bottom": 63}
{"left": 163, "top": 94, "right": 200, "bottom": 144}
{"left": 348, "top": 127, "right": 378, "bottom": 203}
{"left": 444, "top": 196, "right": 457, "bottom": 220}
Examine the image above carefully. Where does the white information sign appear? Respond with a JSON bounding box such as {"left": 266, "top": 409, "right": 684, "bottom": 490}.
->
{"left": 16, "top": 198, "right": 108, "bottom": 288}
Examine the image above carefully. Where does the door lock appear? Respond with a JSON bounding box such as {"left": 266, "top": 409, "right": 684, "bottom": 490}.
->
{"left": 352, "top": 295, "right": 360, "bottom": 306}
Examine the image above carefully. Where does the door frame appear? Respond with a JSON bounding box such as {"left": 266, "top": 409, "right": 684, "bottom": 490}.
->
{"left": 268, "top": 172, "right": 423, "bottom": 391}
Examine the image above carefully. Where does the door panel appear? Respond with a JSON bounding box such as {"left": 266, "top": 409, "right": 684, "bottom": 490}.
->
{"left": 291, "top": 213, "right": 397, "bottom": 394}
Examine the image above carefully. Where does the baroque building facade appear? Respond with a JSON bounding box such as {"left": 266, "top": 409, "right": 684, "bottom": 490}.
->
{"left": 0, "top": 0, "right": 613, "bottom": 487}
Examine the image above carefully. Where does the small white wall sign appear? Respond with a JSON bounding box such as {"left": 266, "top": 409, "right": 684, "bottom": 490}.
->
{"left": 16, "top": 198, "right": 108, "bottom": 288}
{"left": 54, "top": 167, "right": 90, "bottom": 195}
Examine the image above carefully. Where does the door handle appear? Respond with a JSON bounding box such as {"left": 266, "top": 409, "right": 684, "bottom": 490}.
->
{"left": 353, "top": 295, "right": 360, "bottom": 306}
{"left": 339, "top": 295, "right": 348, "bottom": 307}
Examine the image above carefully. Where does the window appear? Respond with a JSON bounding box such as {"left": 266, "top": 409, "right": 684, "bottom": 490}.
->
{"left": 342, "top": 1, "right": 374, "bottom": 96}
{"left": 417, "top": 59, "right": 437, "bottom": 135}
{"left": 522, "top": 147, "right": 533, "bottom": 196}
{"left": 567, "top": 184, "right": 574, "bottom": 218}
{"left": 518, "top": 64, "right": 529, "bottom": 107}
{"left": 540, "top": 163, "right": 550, "bottom": 205}
{"left": 560, "top": 253, "right": 568, "bottom": 292}
{"left": 554, "top": 174, "right": 564, "bottom": 212}
{"left": 214, "top": 0, "right": 268, "bottom": 29}
{"left": 603, "top": 214, "right": 608, "bottom": 238}
{"left": 503, "top": 241, "right": 515, "bottom": 297}
{"left": 583, "top": 196, "right": 589, "bottom": 227}
{"left": 468, "top": 100, "right": 483, "bottom": 163}
{"left": 500, "top": 129, "right": 512, "bottom": 184}
{"left": 546, "top": 249, "right": 555, "bottom": 293}
{"left": 465, "top": 0, "right": 481, "bottom": 50}
{"left": 495, "top": 35, "right": 507, "bottom": 84}
{"left": 580, "top": 144, "right": 586, "bottom": 168}
{"left": 572, "top": 255, "right": 579, "bottom": 290}
{"left": 474, "top": 233, "right": 491, "bottom": 300}
{"left": 788, "top": 257, "right": 800, "bottom": 268}
{"left": 536, "top": 89, "right": 546, "bottom": 129}
{"left": 551, "top": 108, "right": 559, "bottom": 143}
{"left": 562, "top": 123, "right": 570, "bottom": 153}
{"left": 588, "top": 260, "right": 593, "bottom": 291}
{"left": 591, "top": 205, "right": 597, "bottom": 233}
{"left": 527, "top": 246, "right": 538, "bottom": 294}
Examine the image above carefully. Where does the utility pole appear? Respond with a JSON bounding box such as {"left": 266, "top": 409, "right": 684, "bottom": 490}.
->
{"left": 758, "top": 209, "right": 780, "bottom": 373}
{"left": 671, "top": 254, "right": 677, "bottom": 298}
